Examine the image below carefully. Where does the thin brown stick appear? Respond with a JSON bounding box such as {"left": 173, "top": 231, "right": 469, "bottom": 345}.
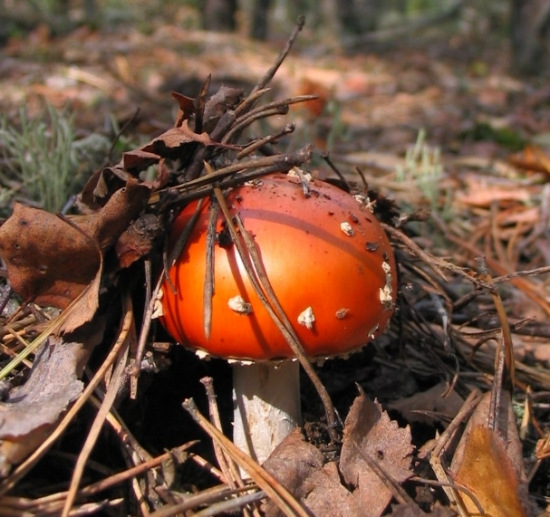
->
{"left": 475, "top": 257, "right": 516, "bottom": 391}
{"left": 251, "top": 16, "right": 305, "bottom": 96}
{"left": 194, "top": 75, "right": 212, "bottom": 134}
{"left": 182, "top": 149, "right": 313, "bottom": 190}
{"left": 382, "top": 223, "right": 448, "bottom": 281}
{"left": 130, "top": 271, "right": 164, "bottom": 388}
{"left": 200, "top": 377, "right": 258, "bottom": 517}
{"left": 408, "top": 476, "right": 487, "bottom": 515}
{"left": 0, "top": 299, "right": 132, "bottom": 496}
{"left": 188, "top": 453, "right": 226, "bottom": 481}
{"left": 434, "top": 219, "right": 550, "bottom": 318}
{"left": 226, "top": 95, "right": 316, "bottom": 143}
{"left": 237, "top": 123, "right": 295, "bottom": 159}
{"left": 320, "top": 152, "right": 350, "bottom": 188}
{"left": 492, "top": 264, "right": 550, "bottom": 283}
{"left": 222, "top": 106, "right": 289, "bottom": 144}
{"left": 148, "top": 146, "right": 312, "bottom": 206}
{"left": 233, "top": 88, "right": 272, "bottom": 118}
{"left": 130, "top": 258, "right": 152, "bottom": 399}
{"left": 193, "top": 491, "right": 266, "bottom": 517}
{"left": 203, "top": 200, "right": 219, "bottom": 340}
{"left": 27, "top": 442, "right": 196, "bottom": 505}
{"left": 185, "top": 111, "right": 237, "bottom": 181}
{"left": 200, "top": 377, "right": 236, "bottom": 484}
{"left": 429, "top": 389, "right": 483, "bottom": 512}
{"left": 148, "top": 484, "right": 263, "bottom": 517}
{"left": 61, "top": 295, "right": 134, "bottom": 517}
{"left": 182, "top": 398, "right": 309, "bottom": 517}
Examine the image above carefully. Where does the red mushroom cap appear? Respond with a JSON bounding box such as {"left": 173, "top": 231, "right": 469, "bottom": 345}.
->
{"left": 160, "top": 172, "right": 396, "bottom": 361}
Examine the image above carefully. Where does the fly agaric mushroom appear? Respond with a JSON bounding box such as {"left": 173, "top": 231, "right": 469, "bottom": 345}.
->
{"left": 160, "top": 172, "right": 396, "bottom": 464}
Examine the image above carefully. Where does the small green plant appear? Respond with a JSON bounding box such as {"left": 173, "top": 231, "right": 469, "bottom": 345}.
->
{"left": 396, "top": 128, "right": 452, "bottom": 219}
{"left": 0, "top": 105, "right": 110, "bottom": 214}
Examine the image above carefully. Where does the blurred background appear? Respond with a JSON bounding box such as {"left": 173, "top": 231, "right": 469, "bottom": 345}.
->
{"left": 1, "top": 0, "right": 548, "bottom": 75}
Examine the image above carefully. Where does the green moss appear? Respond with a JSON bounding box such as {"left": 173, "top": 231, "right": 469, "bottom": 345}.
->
{"left": 462, "top": 122, "right": 526, "bottom": 152}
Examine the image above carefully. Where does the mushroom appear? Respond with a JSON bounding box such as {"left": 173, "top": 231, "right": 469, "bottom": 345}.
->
{"left": 160, "top": 172, "right": 397, "bottom": 464}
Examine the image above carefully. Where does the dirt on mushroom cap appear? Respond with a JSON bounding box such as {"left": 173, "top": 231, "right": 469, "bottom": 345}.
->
{"left": 160, "top": 172, "right": 397, "bottom": 361}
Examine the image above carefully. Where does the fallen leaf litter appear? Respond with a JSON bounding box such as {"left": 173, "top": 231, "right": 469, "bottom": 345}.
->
{"left": 0, "top": 14, "right": 547, "bottom": 517}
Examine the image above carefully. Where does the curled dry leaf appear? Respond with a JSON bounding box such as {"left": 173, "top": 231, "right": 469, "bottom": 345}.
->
{"left": 115, "top": 213, "right": 163, "bottom": 268}
{"left": 78, "top": 85, "right": 242, "bottom": 212}
{"left": 0, "top": 327, "right": 102, "bottom": 476}
{"left": 449, "top": 391, "right": 531, "bottom": 517}
{"left": 0, "top": 203, "right": 100, "bottom": 309}
{"left": 117, "top": 87, "right": 242, "bottom": 180}
{"left": 299, "top": 461, "right": 361, "bottom": 517}
{"left": 121, "top": 149, "right": 163, "bottom": 173}
{"left": 508, "top": 144, "right": 550, "bottom": 175}
{"left": 263, "top": 392, "right": 414, "bottom": 517}
{"left": 454, "top": 174, "right": 531, "bottom": 208}
{"left": 122, "top": 120, "right": 214, "bottom": 171}
{"left": 77, "top": 168, "right": 124, "bottom": 212}
{"left": 262, "top": 429, "right": 360, "bottom": 517}
{"left": 0, "top": 180, "right": 149, "bottom": 329}
{"left": 339, "top": 391, "right": 414, "bottom": 517}
{"left": 171, "top": 91, "right": 196, "bottom": 127}
{"left": 78, "top": 179, "right": 151, "bottom": 253}
{"left": 262, "top": 428, "right": 324, "bottom": 506}
{"left": 388, "top": 381, "right": 465, "bottom": 426}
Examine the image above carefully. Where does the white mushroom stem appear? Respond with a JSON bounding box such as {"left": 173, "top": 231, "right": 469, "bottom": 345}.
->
{"left": 232, "top": 360, "right": 301, "bottom": 465}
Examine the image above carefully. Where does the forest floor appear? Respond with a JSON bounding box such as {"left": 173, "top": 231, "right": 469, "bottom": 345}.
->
{"left": 0, "top": 7, "right": 549, "bottom": 517}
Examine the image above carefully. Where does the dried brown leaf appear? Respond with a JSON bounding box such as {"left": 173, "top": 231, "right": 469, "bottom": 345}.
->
{"left": 202, "top": 85, "right": 243, "bottom": 132}
{"left": 389, "top": 382, "right": 465, "bottom": 426}
{"left": 159, "top": 121, "right": 213, "bottom": 148}
{"left": 171, "top": 91, "right": 196, "bottom": 127}
{"left": 450, "top": 391, "right": 531, "bottom": 517}
{"left": 262, "top": 429, "right": 324, "bottom": 516}
{"left": 301, "top": 461, "right": 361, "bottom": 517}
{"left": 0, "top": 180, "right": 150, "bottom": 323}
{"left": 262, "top": 429, "right": 360, "bottom": 517}
{"left": 455, "top": 174, "right": 531, "bottom": 207}
{"left": 145, "top": 120, "right": 213, "bottom": 159}
{"left": 508, "top": 144, "right": 550, "bottom": 175}
{"left": 78, "top": 179, "right": 150, "bottom": 252}
{"left": 122, "top": 149, "right": 161, "bottom": 172}
{"left": 120, "top": 120, "right": 214, "bottom": 174}
{"left": 0, "top": 203, "right": 100, "bottom": 309}
{"left": 340, "top": 392, "right": 413, "bottom": 517}
{"left": 77, "top": 168, "right": 125, "bottom": 212}
{"left": 115, "top": 213, "right": 163, "bottom": 268}
{"left": 0, "top": 328, "right": 101, "bottom": 475}
{"left": 60, "top": 256, "right": 103, "bottom": 334}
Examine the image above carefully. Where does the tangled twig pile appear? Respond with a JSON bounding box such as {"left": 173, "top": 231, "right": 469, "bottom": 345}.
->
{"left": 0, "top": 15, "right": 548, "bottom": 517}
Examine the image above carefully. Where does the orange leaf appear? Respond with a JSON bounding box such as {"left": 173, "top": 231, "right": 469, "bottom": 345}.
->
{"left": 450, "top": 392, "right": 530, "bottom": 517}
{"left": 508, "top": 145, "right": 550, "bottom": 175}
